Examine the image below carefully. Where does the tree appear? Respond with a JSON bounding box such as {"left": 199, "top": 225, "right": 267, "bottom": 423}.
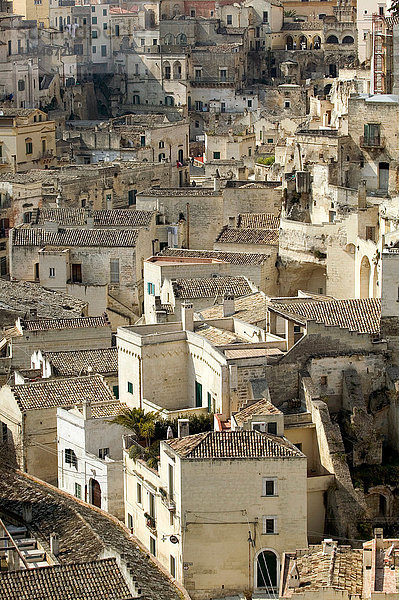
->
{"left": 109, "top": 407, "right": 158, "bottom": 447}
{"left": 389, "top": 1, "right": 399, "bottom": 16}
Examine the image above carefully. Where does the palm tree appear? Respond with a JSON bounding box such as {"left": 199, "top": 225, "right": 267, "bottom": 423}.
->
{"left": 109, "top": 407, "right": 158, "bottom": 447}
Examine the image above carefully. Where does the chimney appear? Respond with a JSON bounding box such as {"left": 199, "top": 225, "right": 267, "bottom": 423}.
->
{"left": 223, "top": 293, "right": 235, "bottom": 317}
{"left": 181, "top": 301, "right": 194, "bottom": 331}
{"left": 50, "top": 532, "right": 59, "bottom": 556}
{"left": 22, "top": 501, "right": 32, "bottom": 524}
{"left": 178, "top": 418, "right": 189, "bottom": 438}
{"left": 321, "top": 539, "right": 336, "bottom": 555}
{"left": 228, "top": 216, "right": 236, "bottom": 227}
{"left": 213, "top": 177, "right": 220, "bottom": 192}
{"left": 374, "top": 527, "right": 384, "bottom": 550}
{"left": 82, "top": 397, "right": 92, "bottom": 420}
{"left": 358, "top": 180, "right": 367, "bottom": 209}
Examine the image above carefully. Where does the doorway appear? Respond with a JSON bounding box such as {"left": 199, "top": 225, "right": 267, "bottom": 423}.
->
{"left": 90, "top": 479, "right": 101, "bottom": 508}
{"left": 256, "top": 549, "right": 278, "bottom": 592}
{"left": 379, "top": 162, "right": 389, "bottom": 190}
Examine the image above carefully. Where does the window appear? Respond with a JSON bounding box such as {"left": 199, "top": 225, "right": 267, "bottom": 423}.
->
{"left": 262, "top": 477, "right": 277, "bottom": 497}
{"left": 101, "top": 45, "right": 107, "bottom": 56}
{"left": 195, "top": 100, "right": 203, "bottom": 111}
{"left": 195, "top": 381, "right": 202, "bottom": 407}
{"left": 92, "top": 31, "right": 98, "bottom": 38}
{"left": 207, "top": 392, "right": 212, "bottom": 413}
{"left": 110, "top": 258, "right": 120, "bottom": 283}
{"left": 115, "top": 24, "right": 120, "bottom": 36}
{"left": 41, "top": 139, "right": 46, "bottom": 154}
{"left": 140, "top": 38, "right": 145, "bottom": 46}
{"left": 364, "top": 123, "right": 381, "bottom": 146}
{"left": 220, "top": 69, "right": 227, "bottom": 81}
{"left": 284, "top": 100, "right": 291, "bottom": 108}
{"left": 147, "top": 282, "right": 155, "bottom": 295}
{"left": 190, "top": 8, "right": 195, "bottom": 16}
{"left": 195, "top": 120, "right": 200, "bottom": 128}
{"left": 127, "top": 381, "right": 133, "bottom": 394}
{"left": 267, "top": 138, "right": 274, "bottom": 144}
{"left": 159, "top": 140, "right": 165, "bottom": 149}
{"left": 113, "top": 385, "right": 119, "bottom": 399}
{"left": 18, "top": 79, "right": 25, "bottom": 91}
{"left": 128, "top": 189, "right": 137, "bottom": 205}
{"left": 103, "top": 22, "right": 107, "bottom": 29}
{"left": 99, "top": 448, "right": 109, "bottom": 459}
{"left": 71, "top": 263, "right": 82, "bottom": 283}
{"left": 295, "top": 442, "right": 302, "bottom": 452}
{"left": 263, "top": 516, "right": 277, "bottom": 534}
{"left": 379, "top": 6, "right": 384, "bottom": 15}
{"left": 195, "top": 68, "right": 202, "bottom": 81}
{"left": 165, "top": 65, "right": 171, "bottom": 79}
{"left": 49, "top": 267, "right": 56, "bottom": 278}
{"left": 1, "top": 421, "right": 8, "bottom": 443}
{"left": 65, "top": 448, "right": 78, "bottom": 468}
{"left": 213, "top": 152, "right": 220, "bottom": 159}
{"left": 83, "top": 17, "right": 87, "bottom": 24}
{"left": 320, "top": 375, "right": 328, "bottom": 386}
{"left": 140, "top": 135, "right": 146, "bottom": 147}
{"left": 149, "top": 492, "right": 155, "bottom": 518}
{"left": 248, "top": 147, "right": 252, "bottom": 157}
{"left": 365, "top": 226, "right": 375, "bottom": 241}
{"left": 267, "top": 422, "right": 277, "bottom": 435}
{"left": 25, "top": 139, "right": 33, "bottom": 154}
{"left": 150, "top": 536, "right": 156, "bottom": 556}
{"left": 263, "top": 10, "right": 268, "bottom": 22}
{"left": 158, "top": 153, "right": 166, "bottom": 162}
{"left": 7, "top": 40, "right": 11, "bottom": 55}
{"left": 137, "top": 482, "right": 142, "bottom": 504}
{"left": 92, "top": 16, "right": 97, "bottom": 23}
{"left": 103, "top": 8, "right": 107, "bottom": 15}
{"left": 221, "top": 102, "right": 226, "bottom": 113}
{"left": 92, "top": 46, "right": 96, "bottom": 53}
{"left": 74, "top": 483, "right": 82, "bottom": 499}
{"left": 248, "top": 99, "right": 252, "bottom": 108}
{"left": 227, "top": 14, "right": 232, "bottom": 24}
{"left": 91, "top": 6, "right": 95, "bottom": 11}
{"left": 152, "top": 38, "right": 157, "bottom": 45}
{"left": 170, "top": 555, "right": 176, "bottom": 578}
{"left": 168, "top": 463, "right": 174, "bottom": 499}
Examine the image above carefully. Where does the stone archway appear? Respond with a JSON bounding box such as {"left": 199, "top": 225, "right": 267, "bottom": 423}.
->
{"left": 360, "top": 256, "right": 371, "bottom": 298}
{"left": 255, "top": 548, "right": 279, "bottom": 592}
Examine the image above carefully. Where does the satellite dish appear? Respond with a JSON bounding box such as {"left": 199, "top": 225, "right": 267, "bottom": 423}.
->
{"left": 169, "top": 535, "right": 179, "bottom": 544}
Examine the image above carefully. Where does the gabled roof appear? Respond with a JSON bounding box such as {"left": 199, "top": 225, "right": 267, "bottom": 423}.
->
{"left": 11, "top": 374, "right": 116, "bottom": 411}
{"left": 36, "top": 208, "right": 154, "bottom": 228}
{"left": 0, "top": 558, "right": 134, "bottom": 600}
{"left": 233, "top": 398, "right": 281, "bottom": 427}
{"left": 159, "top": 248, "right": 271, "bottom": 265}
{"left": 12, "top": 227, "right": 139, "bottom": 248}
{"left": 21, "top": 316, "right": 110, "bottom": 332}
{"left": 166, "top": 430, "right": 303, "bottom": 459}
{"left": 269, "top": 298, "right": 381, "bottom": 335}
{"left": 215, "top": 227, "right": 279, "bottom": 246}
{"left": 199, "top": 292, "right": 267, "bottom": 324}
{"left": 172, "top": 276, "right": 253, "bottom": 299}
{"left": 44, "top": 348, "right": 117, "bottom": 377}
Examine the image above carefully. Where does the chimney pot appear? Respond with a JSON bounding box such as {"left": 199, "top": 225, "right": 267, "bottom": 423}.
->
{"left": 50, "top": 532, "right": 60, "bottom": 556}
{"left": 181, "top": 301, "right": 194, "bottom": 331}
{"left": 223, "top": 293, "right": 235, "bottom": 317}
{"left": 178, "top": 418, "right": 189, "bottom": 438}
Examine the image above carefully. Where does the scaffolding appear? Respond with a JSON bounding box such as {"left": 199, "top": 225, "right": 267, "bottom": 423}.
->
{"left": 372, "top": 14, "right": 394, "bottom": 95}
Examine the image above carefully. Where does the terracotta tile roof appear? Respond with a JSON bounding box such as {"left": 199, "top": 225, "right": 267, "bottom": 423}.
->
{"left": 172, "top": 276, "right": 253, "bottom": 299}
{"left": 199, "top": 292, "right": 267, "bottom": 324}
{"left": 22, "top": 316, "right": 110, "bottom": 332}
{"left": 269, "top": 298, "right": 381, "bottom": 334}
{"left": 224, "top": 347, "right": 283, "bottom": 359}
{"left": 77, "top": 401, "right": 126, "bottom": 418}
{"left": 44, "top": 348, "right": 117, "bottom": 377}
{"left": 238, "top": 213, "right": 280, "bottom": 229}
{"left": 281, "top": 545, "right": 363, "bottom": 598}
{"left": 36, "top": 208, "right": 153, "bottom": 228}
{"left": 0, "top": 558, "right": 134, "bottom": 600}
{"left": 195, "top": 323, "right": 244, "bottom": 345}
{"left": 233, "top": 398, "right": 281, "bottom": 427}
{"left": 12, "top": 227, "right": 139, "bottom": 248}
{"left": 215, "top": 227, "right": 279, "bottom": 246}
{"left": 166, "top": 430, "right": 303, "bottom": 459}
{"left": 11, "top": 375, "right": 115, "bottom": 411}
{"left": 159, "top": 248, "right": 271, "bottom": 265}
{"left": 0, "top": 469, "right": 182, "bottom": 600}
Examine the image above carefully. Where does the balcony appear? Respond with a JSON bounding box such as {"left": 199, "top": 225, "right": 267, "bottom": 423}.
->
{"left": 160, "top": 488, "right": 176, "bottom": 511}
{"left": 144, "top": 513, "right": 157, "bottom": 533}
{"left": 360, "top": 135, "right": 385, "bottom": 149}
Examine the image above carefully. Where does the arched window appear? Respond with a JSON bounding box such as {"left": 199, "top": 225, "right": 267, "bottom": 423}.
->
{"left": 313, "top": 35, "right": 321, "bottom": 49}
{"left": 163, "top": 61, "right": 171, "bottom": 79}
{"left": 172, "top": 3, "right": 180, "bottom": 16}
{"left": 132, "top": 94, "right": 140, "bottom": 105}
{"left": 299, "top": 36, "right": 307, "bottom": 50}
{"left": 25, "top": 137, "right": 33, "bottom": 155}
{"left": 158, "top": 153, "right": 166, "bottom": 162}
{"left": 176, "top": 33, "right": 187, "bottom": 45}
{"left": 286, "top": 35, "right": 293, "bottom": 50}
{"left": 164, "top": 33, "right": 173, "bottom": 45}
{"left": 165, "top": 95, "right": 174, "bottom": 106}
{"left": 326, "top": 35, "right": 339, "bottom": 44}
{"left": 173, "top": 61, "right": 182, "bottom": 80}
{"left": 342, "top": 35, "right": 354, "bottom": 44}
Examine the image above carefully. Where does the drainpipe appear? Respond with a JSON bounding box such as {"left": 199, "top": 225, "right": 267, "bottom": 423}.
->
{"left": 186, "top": 202, "right": 190, "bottom": 249}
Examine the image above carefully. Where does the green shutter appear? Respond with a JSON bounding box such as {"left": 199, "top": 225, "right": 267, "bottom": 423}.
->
{"left": 207, "top": 392, "right": 212, "bottom": 413}
{"left": 195, "top": 381, "right": 202, "bottom": 407}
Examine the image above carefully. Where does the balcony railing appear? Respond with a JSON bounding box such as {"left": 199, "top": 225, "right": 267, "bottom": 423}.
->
{"left": 160, "top": 489, "right": 176, "bottom": 511}
{"left": 144, "top": 513, "right": 157, "bottom": 532}
{"left": 360, "top": 135, "right": 385, "bottom": 149}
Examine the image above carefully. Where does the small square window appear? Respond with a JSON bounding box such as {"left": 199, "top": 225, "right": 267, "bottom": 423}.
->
{"left": 127, "top": 381, "right": 133, "bottom": 394}
{"left": 92, "top": 16, "right": 97, "bottom": 24}
{"left": 103, "top": 8, "right": 107, "bottom": 15}
{"left": 263, "top": 477, "right": 277, "bottom": 496}
{"left": 320, "top": 375, "right": 328, "bottom": 386}
{"left": 263, "top": 516, "right": 276, "bottom": 534}
{"left": 213, "top": 151, "right": 220, "bottom": 159}
{"left": 99, "top": 447, "right": 109, "bottom": 459}
{"left": 267, "top": 422, "right": 277, "bottom": 435}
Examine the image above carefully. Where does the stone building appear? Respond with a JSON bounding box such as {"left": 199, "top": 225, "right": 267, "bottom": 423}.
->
{"left": 0, "top": 109, "right": 56, "bottom": 173}
{"left": 124, "top": 429, "right": 307, "bottom": 599}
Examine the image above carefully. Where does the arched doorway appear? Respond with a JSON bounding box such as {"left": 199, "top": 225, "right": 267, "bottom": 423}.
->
{"left": 90, "top": 479, "right": 101, "bottom": 508}
{"left": 313, "top": 35, "right": 321, "bottom": 49}
{"left": 299, "top": 36, "right": 307, "bottom": 50}
{"left": 360, "top": 256, "right": 371, "bottom": 298}
{"left": 255, "top": 549, "right": 279, "bottom": 592}
{"left": 326, "top": 35, "right": 339, "bottom": 44}
{"left": 286, "top": 35, "right": 293, "bottom": 50}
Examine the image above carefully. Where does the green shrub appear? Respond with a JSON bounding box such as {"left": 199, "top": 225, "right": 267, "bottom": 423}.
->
{"left": 256, "top": 156, "right": 275, "bottom": 165}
